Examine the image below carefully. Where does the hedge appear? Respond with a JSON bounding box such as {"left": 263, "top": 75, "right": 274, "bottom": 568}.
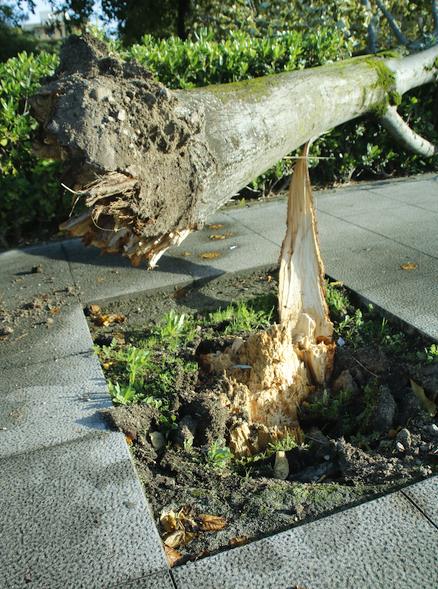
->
{"left": 1, "top": 30, "right": 437, "bottom": 246}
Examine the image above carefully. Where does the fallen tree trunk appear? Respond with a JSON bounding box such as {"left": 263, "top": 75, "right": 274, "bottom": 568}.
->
{"left": 31, "top": 34, "right": 438, "bottom": 266}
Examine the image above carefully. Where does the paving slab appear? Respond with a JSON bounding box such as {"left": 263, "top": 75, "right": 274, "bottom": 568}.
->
{"left": 0, "top": 432, "right": 168, "bottom": 589}
{"left": 402, "top": 476, "right": 438, "bottom": 527}
{"left": 0, "top": 348, "right": 104, "bottom": 390}
{"left": 60, "top": 210, "right": 279, "bottom": 303}
{"left": 107, "top": 571, "right": 175, "bottom": 589}
{"left": 366, "top": 175, "right": 438, "bottom": 213}
{"left": 224, "top": 179, "right": 438, "bottom": 339}
{"left": 0, "top": 382, "right": 112, "bottom": 458}
{"left": 0, "top": 241, "right": 74, "bottom": 308}
{"left": 172, "top": 489, "right": 438, "bottom": 589}
{"left": 0, "top": 302, "right": 94, "bottom": 370}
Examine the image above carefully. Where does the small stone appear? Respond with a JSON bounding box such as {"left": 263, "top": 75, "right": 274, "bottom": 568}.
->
{"left": 46, "top": 318, "right": 54, "bottom": 327}
{"left": 0, "top": 325, "right": 13, "bottom": 336}
{"left": 427, "top": 423, "right": 438, "bottom": 437}
{"left": 395, "top": 441, "right": 405, "bottom": 452}
{"left": 31, "top": 264, "right": 43, "bottom": 273}
{"left": 371, "top": 386, "right": 396, "bottom": 433}
{"left": 149, "top": 431, "right": 165, "bottom": 451}
{"left": 90, "top": 86, "right": 112, "bottom": 101}
{"left": 117, "top": 109, "right": 127, "bottom": 121}
{"left": 396, "top": 428, "right": 412, "bottom": 448}
{"left": 274, "top": 451, "right": 289, "bottom": 480}
{"left": 158, "top": 87, "right": 171, "bottom": 101}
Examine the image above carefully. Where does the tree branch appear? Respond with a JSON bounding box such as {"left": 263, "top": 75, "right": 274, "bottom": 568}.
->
{"left": 362, "top": 0, "right": 379, "bottom": 53}
{"left": 375, "top": 0, "right": 410, "bottom": 46}
{"left": 433, "top": 0, "right": 438, "bottom": 37}
{"left": 380, "top": 106, "right": 436, "bottom": 156}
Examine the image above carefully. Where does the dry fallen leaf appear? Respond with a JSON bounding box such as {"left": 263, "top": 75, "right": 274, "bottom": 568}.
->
{"left": 197, "top": 514, "right": 227, "bottom": 532}
{"left": 49, "top": 306, "right": 61, "bottom": 315}
{"left": 209, "top": 234, "right": 226, "bottom": 240}
{"left": 207, "top": 223, "right": 224, "bottom": 230}
{"left": 199, "top": 251, "right": 221, "bottom": 260}
{"left": 164, "top": 545, "right": 183, "bottom": 567}
{"left": 89, "top": 304, "right": 101, "bottom": 315}
{"left": 410, "top": 379, "right": 437, "bottom": 416}
{"left": 229, "top": 535, "right": 248, "bottom": 547}
{"left": 160, "top": 510, "right": 179, "bottom": 533}
{"left": 93, "top": 313, "right": 126, "bottom": 327}
{"left": 125, "top": 434, "right": 134, "bottom": 445}
{"left": 164, "top": 530, "right": 195, "bottom": 549}
{"left": 400, "top": 262, "right": 417, "bottom": 271}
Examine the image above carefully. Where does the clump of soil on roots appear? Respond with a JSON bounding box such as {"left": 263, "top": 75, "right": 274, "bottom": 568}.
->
{"left": 91, "top": 269, "right": 438, "bottom": 565}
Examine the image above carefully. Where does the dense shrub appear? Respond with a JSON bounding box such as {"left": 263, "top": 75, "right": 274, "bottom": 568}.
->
{"left": 0, "top": 51, "right": 70, "bottom": 246}
{"left": 0, "top": 29, "right": 437, "bottom": 245}
{"left": 127, "top": 28, "right": 352, "bottom": 87}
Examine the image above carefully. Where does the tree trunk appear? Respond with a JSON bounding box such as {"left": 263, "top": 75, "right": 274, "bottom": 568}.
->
{"left": 31, "top": 35, "right": 438, "bottom": 266}
{"left": 201, "top": 145, "right": 335, "bottom": 457}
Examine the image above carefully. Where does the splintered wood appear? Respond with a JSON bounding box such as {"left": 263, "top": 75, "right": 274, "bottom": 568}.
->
{"left": 204, "top": 145, "right": 335, "bottom": 456}
{"left": 60, "top": 172, "right": 192, "bottom": 268}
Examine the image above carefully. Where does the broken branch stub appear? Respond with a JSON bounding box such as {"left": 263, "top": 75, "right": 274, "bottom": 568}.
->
{"left": 204, "top": 149, "right": 335, "bottom": 457}
{"left": 31, "top": 34, "right": 215, "bottom": 267}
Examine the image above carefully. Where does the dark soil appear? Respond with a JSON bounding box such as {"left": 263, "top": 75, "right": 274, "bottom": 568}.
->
{"left": 88, "top": 268, "right": 438, "bottom": 565}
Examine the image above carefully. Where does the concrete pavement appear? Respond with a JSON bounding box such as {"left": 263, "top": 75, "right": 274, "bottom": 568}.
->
{"left": 0, "top": 173, "right": 437, "bottom": 588}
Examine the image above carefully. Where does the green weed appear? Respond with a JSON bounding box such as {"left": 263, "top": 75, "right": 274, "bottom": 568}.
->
{"left": 207, "top": 440, "right": 233, "bottom": 471}
{"left": 152, "top": 309, "right": 197, "bottom": 350}
{"left": 207, "top": 300, "right": 273, "bottom": 335}
{"left": 418, "top": 343, "right": 438, "bottom": 364}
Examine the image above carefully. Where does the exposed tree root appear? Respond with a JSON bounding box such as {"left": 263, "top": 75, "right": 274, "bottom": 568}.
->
{"left": 203, "top": 146, "right": 335, "bottom": 457}
{"left": 60, "top": 171, "right": 193, "bottom": 267}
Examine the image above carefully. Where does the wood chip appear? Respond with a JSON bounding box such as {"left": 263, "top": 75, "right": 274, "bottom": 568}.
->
{"left": 400, "top": 262, "right": 417, "bottom": 271}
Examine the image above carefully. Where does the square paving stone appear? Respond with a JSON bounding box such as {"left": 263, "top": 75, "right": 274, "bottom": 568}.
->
{"left": 0, "top": 303, "right": 93, "bottom": 371}
{"left": 402, "top": 476, "right": 438, "bottom": 527}
{"left": 224, "top": 200, "right": 286, "bottom": 246}
{"left": 315, "top": 186, "right": 397, "bottom": 218}
{"left": 0, "top": 349, "right": 104, "bottom": 390}
{"left": 62, "top": 238, "right": 193, "bottom": 304}
{"left": 0, "top": 432, "right": 168, "bottom": 589}
{"left": 0, "top": 381, "right": 112, "bottom": 459}
{"left": 366, "top": 175, "right": 438, "bottom": 212}
{"left": 339, "top": 203, "right": 438, "bottom": 259}
{"left": 172, "top": 491, "right": 438, "bottom": 589}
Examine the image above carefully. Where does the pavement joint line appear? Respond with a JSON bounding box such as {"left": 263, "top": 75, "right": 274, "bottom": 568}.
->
{"left": 222, "top": 209, "right": 283, "bottom": 248}
{"left": 401, "top": 488, "right": 438, "bottom": 531}
{"left": 1, "top": 347, "right": 97, "bottom": 374}
{"left": 318, "top": 208, "right": 438, "bottom": 262}
{"left": 364, "top": 186, "right": 438, "bottom": 215}
{"left": 60, "top": 240, "right": 82, "bottom": 294}
{"left": 0, "top": 429, "right": 115, "bottom": 463}
{"left": 169, "top": 570, "right": 179, "bottom": 589}
{"left": 106, "top": 570, "right": 174, "bottom": 589}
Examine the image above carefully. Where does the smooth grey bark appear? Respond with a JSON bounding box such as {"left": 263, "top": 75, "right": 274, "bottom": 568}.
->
{"left": 381, "top": 106, "right": 436, "bottom": 156}
{"left": 178, "top": 45, "right": 438, "bottom": 225}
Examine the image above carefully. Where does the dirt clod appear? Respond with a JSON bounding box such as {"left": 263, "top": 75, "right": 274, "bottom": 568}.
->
{"left": 31, "top": 34, "right": 215, "bottom": 265}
